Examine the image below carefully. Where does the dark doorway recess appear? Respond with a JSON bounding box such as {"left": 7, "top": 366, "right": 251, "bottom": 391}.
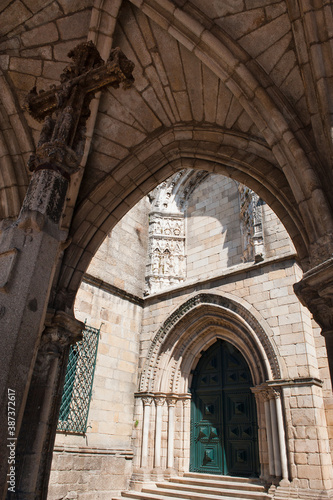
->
{"left": 190, "top": 339, "right": 259, "bottom": 477}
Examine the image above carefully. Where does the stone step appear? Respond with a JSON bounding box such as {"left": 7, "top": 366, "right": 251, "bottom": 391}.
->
{"left": 183, "top": 472, "right": 263, "bottom": 484}
{"left": 168, "top": 475, "right": 266, "bottom": 492}
{"left": 112, "top": 473, "right": 272, "bottom": 500}
{"left": 116, "top": 492, "right": 269, "bottom": 500}
{"left": 142, "top": 485, "right": 270, "bottom": 500}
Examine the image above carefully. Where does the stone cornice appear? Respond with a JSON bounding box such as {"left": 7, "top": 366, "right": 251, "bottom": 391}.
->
{"left": 83, "top": 273, "right": 144, "bottom": 306}
{"left": 83, "top": 254, "right": 297, "bottom": 311}
{"left": 144, "top": 254, "right": 297, "bottom": 303}
{"left": 53, "top": 446, "right": 133, "bottom": 459}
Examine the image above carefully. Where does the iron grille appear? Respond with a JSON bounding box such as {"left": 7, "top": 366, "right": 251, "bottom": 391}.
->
{"left": 57, "top": 324, "right": 100, "bottom": 434}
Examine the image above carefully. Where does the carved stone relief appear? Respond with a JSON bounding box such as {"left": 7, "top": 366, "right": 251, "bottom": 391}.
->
{"left": 238, "top": 184, "right": 265, "bottom": 263}
{"left": 146, "top": 213, "right": 186, "bottom": 294}
{"left": 145, "top": 169, "right": 208, "bottom": 295}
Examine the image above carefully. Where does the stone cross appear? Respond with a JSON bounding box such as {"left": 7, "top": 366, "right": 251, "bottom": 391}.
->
{"left": 0, "top": 41, "right": 134, "bottom": 498}
{"left": 25, "top": 41, "right": 134, "bottom": 178}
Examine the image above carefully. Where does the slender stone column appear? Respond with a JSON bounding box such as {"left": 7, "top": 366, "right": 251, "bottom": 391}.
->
{"left": 273, "top": 389, "right": 289, "bottom": 481}
{"left": 10, "top": 311, "right": 84, "bottom": 500}
{"left": 167, "top": 397, "right": 177, "bottom": 470}
{"left": 269, "top": 395, "right": 281, "bottom": 477}
{"left": 182, "top": 397, "right": 191, "bottom": 473}
{"left": 154, "top": 396, "right": 165, "bottom": 469}
{"left": 263, "top": 392, "right": 275, "bottom": 477}
{"left": 141, "top": 396, "right": 153, "bottom": 469}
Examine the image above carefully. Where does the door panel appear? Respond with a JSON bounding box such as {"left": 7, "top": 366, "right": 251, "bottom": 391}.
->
{"left": 190, "top": 340, "right": 259, "bottom": 477}
{"left": 191, "top": 393, "right": 225, "bottom": 474}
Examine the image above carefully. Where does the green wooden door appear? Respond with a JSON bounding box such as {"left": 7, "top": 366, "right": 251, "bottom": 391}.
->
{"left": 190, "top": 340, "right": 259, "bottom": 477}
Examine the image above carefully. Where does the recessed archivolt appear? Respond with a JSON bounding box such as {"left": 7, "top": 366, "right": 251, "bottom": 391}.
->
{"left": 139, "top": 293, "right": 282, "bottom": 394}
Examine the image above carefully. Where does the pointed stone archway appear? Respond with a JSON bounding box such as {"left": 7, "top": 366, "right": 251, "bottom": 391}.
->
{"left": 134, "top": 292, "right": 286, "bottom": 485}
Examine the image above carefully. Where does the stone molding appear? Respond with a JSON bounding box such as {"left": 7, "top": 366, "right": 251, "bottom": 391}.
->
{"left": 135, "top": 392, "right": 190, "bottom": 399}
{"left": 252, "top": 378, "right": 323, "bottom": 396}
{"left": 83, "top": 272, "right": 144, "bottom": 306}
{"left": 144, "top": 253, "right": 297, "bottom": 300}
{"left": 140, "top": 293, "right": 281, "bottom": 393}
{"left": 53, "top": 446, "right": 134, "bottom": 459}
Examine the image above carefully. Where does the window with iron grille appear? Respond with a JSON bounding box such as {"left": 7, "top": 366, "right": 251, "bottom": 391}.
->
{"left": 57, "top": 324, "right": 100, "bottom": 434}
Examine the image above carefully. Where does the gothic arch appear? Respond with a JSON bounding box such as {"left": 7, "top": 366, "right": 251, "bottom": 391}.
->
{"left": 57, "top": 125, "right": 308, "bottom": 308}
{"left": 51, "top": 1, "right": 333, "bottom": 308}
{"left": 139, "top": 292, "right": 283, "bottom": 395}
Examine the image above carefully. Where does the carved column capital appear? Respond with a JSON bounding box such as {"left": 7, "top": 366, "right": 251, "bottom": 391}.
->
{"left": 271, "top": 387, "right": 281, "bottom": 400}
{"left": 166, "top": 396, "right": 178, "bottom": 407}
{"left": 154, "top": 396, "right": 166, "bottom": 407}
{"left": 39, "top": 310, "right": 84, "bottom": 358}
{"left": 251, "top": 384, "right": 273, "bottom": 402}
{"left": 142, "top": 395, "right": 153, "bottom": 407}
{"left": 261, "top": 389, "right": 273, "bottom": 402}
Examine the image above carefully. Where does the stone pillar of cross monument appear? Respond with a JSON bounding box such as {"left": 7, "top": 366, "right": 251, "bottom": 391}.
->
{"left": 0, "top": 41, "right": 134, "bottom": 499}
{"left": 10, "top": 312, "right": 83, "bottom": 500}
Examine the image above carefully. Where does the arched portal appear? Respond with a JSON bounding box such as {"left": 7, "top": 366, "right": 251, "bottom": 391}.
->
{"left": 190, "top": 339, "right": 259, "bottom": 477}
{"left": 135, "top": 293, "right": 287, "bottom": 484}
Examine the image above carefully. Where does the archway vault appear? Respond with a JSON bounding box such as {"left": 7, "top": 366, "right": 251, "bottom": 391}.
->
{"left": 139, "top": 292, "right": 283, "bottom": 395}
{"left": 56, "top": 125, "right": 309, "bottom": 309}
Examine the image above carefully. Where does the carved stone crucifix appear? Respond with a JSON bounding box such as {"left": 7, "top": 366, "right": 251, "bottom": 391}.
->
{"left": 0, "top": 42, "right": 134, "bottom": 497}
{"left": 25, "top": 41, "right": 134, "bottom": 177}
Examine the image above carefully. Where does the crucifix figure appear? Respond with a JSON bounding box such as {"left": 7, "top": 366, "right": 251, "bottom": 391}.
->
{"left": 0, "top": 42, "right": 134, "bottom": 499}
{"left": 25, "top": 41, "right": 134, "bottom": 177}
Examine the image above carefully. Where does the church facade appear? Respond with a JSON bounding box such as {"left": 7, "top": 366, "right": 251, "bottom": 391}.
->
{"left": 48, "top": 172, "right": 333, "bottom": 499}
{"left": 1, "top": 1, "right": 333, "bottom": 499}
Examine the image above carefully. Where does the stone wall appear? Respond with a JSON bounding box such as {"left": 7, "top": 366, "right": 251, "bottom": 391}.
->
{"left": 48, "top": 172, "right": 333, "bottom": 498}
{"left": 48, "top": 201, "right": 149, "bottom": 499}
{"left": 186, "top": 175, "right": 242, "bottom": 276}
{"left": 48, "top": 283, "right": 143, "bottom": 499}
{"left": 137, "top": 258, "right": 333, "bottom": 493}
{"left": 86, "top": 198, "right": 150, "bottom": 297}
{"left": 140, "top": 258, "right": 317, "bottom": 380}
{"left": 185, "top": 174, "right": 294, "bottom": 282}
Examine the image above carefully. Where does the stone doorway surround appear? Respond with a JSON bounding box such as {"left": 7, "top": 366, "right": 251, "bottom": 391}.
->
{"left": 132, "top": 293, "right": 333, "bottom": 499}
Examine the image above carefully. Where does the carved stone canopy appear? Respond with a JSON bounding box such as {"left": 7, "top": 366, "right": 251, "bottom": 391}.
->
{"left": 294, "top": 257, "right": 333, "bottom": 335}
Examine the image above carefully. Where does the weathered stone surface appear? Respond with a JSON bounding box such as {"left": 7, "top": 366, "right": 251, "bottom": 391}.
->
{"left": 21, "top": 22, "right": 59, "bottom": 47}
{"left": 56, "top": 11, "right": 91, "bottom": 41}
{"left": 2, "top": 1, "right": 333, "bottom": 499}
